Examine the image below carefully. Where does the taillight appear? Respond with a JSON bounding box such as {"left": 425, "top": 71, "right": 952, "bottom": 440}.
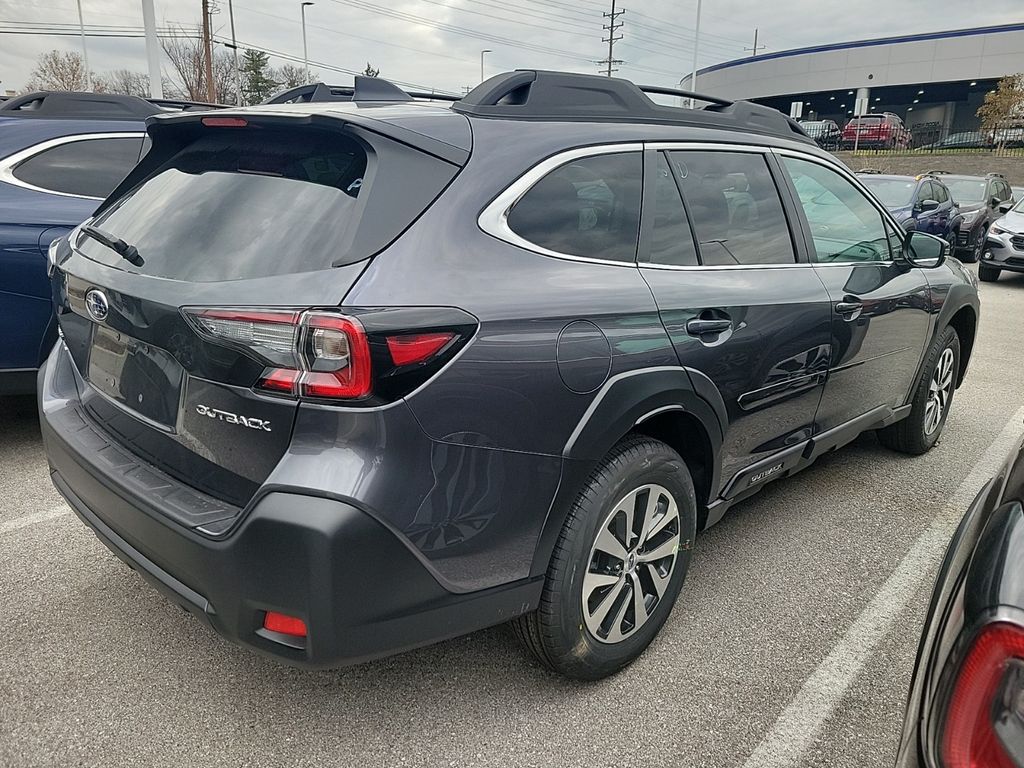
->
{"left": 183, "top": 306, "right": 475, "bottom": 404}
{"left": 942, "top": 622, "right": 1024, "bottom": 768}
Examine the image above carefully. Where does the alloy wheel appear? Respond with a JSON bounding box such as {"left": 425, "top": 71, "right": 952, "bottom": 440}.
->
{"left": 924, "top": 347, "right": 955, "bottom": 436}
{"left": 582, "top": 484, "right": 681, "bottom": 644}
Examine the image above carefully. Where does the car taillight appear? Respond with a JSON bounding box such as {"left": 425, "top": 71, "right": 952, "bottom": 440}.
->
{"left": 183, "top": 306, "right": 475, "bottom": 404}
{"left": 942, "top": 622, "right": 1024, "bottom": 768}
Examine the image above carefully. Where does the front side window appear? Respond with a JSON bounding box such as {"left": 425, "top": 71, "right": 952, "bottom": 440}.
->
{"left": 12, "top": 136, "right": 143, "bottom": 198}
{"left": 931, "top": 182, "right": 949, "bottom": 204}
{"left": 782, "top": 156, "right": 892, "bottom": 263}
{"left": 668, "top": 150, "right": 795, "bottom": 266}
{"left": 507, "top": 151, "right": 642, "bottom": 263}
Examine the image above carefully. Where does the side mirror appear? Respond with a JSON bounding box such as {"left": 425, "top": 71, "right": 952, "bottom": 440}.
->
{"left": 998, "top": 201, "right": 1013, "bottom": 214}
{"left": 990, "top": 196, "right": 1000, "bottom": 208}
{"left": 919, "top": 199, "right": 940, "bottom": 212}
{"left": 904, "top": 230, "right": 947, "bottom": 269}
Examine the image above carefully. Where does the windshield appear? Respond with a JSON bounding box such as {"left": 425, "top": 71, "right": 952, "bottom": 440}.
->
{"left": 859, "top": 177, "right": 915, "bottom": 207}
{"left": 943, "top": 178, "right": 988, "bottom": 203}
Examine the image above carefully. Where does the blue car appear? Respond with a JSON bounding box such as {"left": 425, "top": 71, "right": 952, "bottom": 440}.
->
{"left": 856, "top": 172, "right": 964, "bottom": 248}
{"left": 0, "top": 91, "right": 217, "bottom": 394}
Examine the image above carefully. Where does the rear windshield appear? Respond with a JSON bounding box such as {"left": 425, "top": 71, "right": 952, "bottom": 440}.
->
{"left": 78, "top": 128, "right": 376, "bottom": 281}
{"left": 943, "top": 178, "right": 988, "bottom": 204}
{"left": 849, "top": 117, "right": 882, "bottom": 125}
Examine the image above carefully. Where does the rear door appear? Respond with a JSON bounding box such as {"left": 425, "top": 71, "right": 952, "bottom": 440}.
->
{"left": 638, "top": 146, "right": 832, "bottom": 494}
{"left": 776, "top": 153, "right": 931, "bottom": 432}
{"left": 54, "top": 116, "right": 462, "bottom": 507}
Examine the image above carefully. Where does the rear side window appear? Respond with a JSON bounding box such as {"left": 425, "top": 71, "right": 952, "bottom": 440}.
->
{"left": 646, "top": 153, "right": 698, "bottom": 267}
{"left": 12, "top": 136, "right": 143, "bottom": 198}
{"left": 668, "top": 150, "right": 795, "bottom": 266}
{"left": 506, "top": 152, "right": 642, "bottom": 263}
{"left": 79, "top": 127, "right": 455, "bottom": 282}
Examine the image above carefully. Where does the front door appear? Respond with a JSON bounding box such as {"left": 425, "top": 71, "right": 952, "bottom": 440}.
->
{"left": 638, "top": 148, "right": 833, "bottom": 493}
{"left": 777, "top": 154, "right": 932, "bottom": 432}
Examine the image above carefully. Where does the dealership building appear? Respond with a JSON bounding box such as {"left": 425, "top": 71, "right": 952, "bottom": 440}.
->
{"left": 682, "top": 23, "right": 1024, "bottom": 138}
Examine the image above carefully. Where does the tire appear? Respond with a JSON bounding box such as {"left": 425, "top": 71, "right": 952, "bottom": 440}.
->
{"left": 978, "top": 262, "right": 1001, "bottom": 282}
{"left": 878, "top": 326, "right": 960, "bottom": 455}
{"left": 962, "top": 226, "right": 986, "bottom": 263}
{"left": 512, "top": 436, "right": 697, "bottom": 680}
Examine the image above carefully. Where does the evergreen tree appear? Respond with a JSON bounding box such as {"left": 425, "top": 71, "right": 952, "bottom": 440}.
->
{"left": 240, "top": 49, "right": 280, "bottom": 105}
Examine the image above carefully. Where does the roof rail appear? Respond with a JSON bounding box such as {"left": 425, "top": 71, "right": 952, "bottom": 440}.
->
{"left": 451, "top": 70, "right": 811, "bottom": 142}
{"left": 857, "top": 168, "right": 883, "bottom": 174}
{"left": 925, "top": 169, "right": 951, "bottom": 175}
{"left": 986, "top": 171, "right": 1006, "bottom": 178}
{"left": 0, "top": 91, "right": 225, "bottom": 119}
{"left": 263, "top": 77, "right": 460, "bottom": 105}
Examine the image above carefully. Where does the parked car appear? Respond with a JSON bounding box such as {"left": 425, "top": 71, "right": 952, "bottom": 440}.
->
{"left": 800, "top": 119, "right": 842, "bottom": 150}
{"left": 894, "top": 432, "right": 1024, "bottom": 768}
{"left": 919, "top": 131, "right": 991, "bottom": 150}
{"left": 40, "top": 71, "right": 979, "bottom": 680}
{"left": 841, "top": 113, "right": 912, "bottom": 149}
{"left": 857, "top": 172, "right": 963, "bottom": 248}
{"left": 981, "top": 197, "right": 1024, "bottom": 282}
{"left": 935, "top": 172, "right": 1015, "bottom": 262}
{"left": 0, "top": 91, "right": 220, "bottom": 395}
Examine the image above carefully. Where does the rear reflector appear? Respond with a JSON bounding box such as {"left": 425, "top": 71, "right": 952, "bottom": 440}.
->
{"left": 386, "top": 332, "right": 456, "bottom": 366}
{"left": 263, "top": 611, "right": 307, "bottom": 638}
{"left": 202, "top": 116, "right": 248, "bottom": 127}
{"left": 942, "top": 622, "right": 1024, "bottom": 768}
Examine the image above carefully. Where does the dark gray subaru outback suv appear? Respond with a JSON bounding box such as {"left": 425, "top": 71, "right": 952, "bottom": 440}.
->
{"left": 39, "top": 71, "right": 980, "bottom": 680}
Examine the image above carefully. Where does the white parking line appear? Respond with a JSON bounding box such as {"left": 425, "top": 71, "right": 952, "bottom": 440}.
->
{"left": 0, "top": 506, "right": 71, "bottom": 535}
{"left": 742, "top": 406, "right": 1024, "bottom": 768}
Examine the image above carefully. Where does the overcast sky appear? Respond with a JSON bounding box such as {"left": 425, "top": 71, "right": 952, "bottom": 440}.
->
{"left": 0, "top": 0, "right": 1016, "bottom": 95}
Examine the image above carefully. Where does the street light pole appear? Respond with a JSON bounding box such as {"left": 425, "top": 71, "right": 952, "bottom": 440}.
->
{"left": 480, "top": 49, "right": 491, "bottom": 83}
{"left": 75, "top": 0, "right": 91, "bottom": 90}
{"left": 227, "top": 0, "right": 242, "bottom": 104}
{"left": 141, "top": 0, "right": 163, "bottom": 98}
{"left": 688, "top": 0, "right": 702, "bottom": 108}
{"left": 301, "top": 2, "right": 314, "bottom": 84}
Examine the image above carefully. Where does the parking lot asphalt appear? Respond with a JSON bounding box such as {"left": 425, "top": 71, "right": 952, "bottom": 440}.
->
{"left": 2, "top": 266, "right": 1023, "bottom": 768}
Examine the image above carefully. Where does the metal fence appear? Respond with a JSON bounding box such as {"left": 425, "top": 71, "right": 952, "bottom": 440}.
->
{"left": 799, "top": 118, "right": 1024, "bottom": 157}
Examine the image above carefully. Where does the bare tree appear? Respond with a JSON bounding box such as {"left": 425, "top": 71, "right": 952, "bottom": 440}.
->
{"left": 161, "top": 26, "right": 236, "bottom": 104}
{"left": 275, "top": 63, "right": 319, "bottom": 89}
{"left": 101, "top": 69, "right": 150, "bottom": 97}
{"left": 25, "top": 49, "right": 97, "bottom": 92}
{"left": 362, "top": 62, "right": 380, "bottom": 77}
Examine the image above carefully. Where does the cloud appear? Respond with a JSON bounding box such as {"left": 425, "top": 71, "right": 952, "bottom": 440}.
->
{"left": 0, "top": 0, "right": 1014, "bottom": 95}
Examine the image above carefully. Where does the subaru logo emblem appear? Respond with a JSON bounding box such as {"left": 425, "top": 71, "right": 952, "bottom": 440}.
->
{"left": 85, "top": 289, "right": 109, "bottom": 322}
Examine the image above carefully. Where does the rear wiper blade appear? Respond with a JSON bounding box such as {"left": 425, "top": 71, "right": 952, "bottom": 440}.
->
{"left": 79, "top": 224, "right": 144, "bottom": 267}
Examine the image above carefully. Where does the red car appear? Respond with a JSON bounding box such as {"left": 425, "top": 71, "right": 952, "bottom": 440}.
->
{"left": 842, "top": 113, "right": 912, "bottom": 149}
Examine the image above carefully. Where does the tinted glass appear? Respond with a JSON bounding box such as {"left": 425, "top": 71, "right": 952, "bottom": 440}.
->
{"left": 79, "top": 129, "right": 370, "bottom": 281}
{"left": 997, "top": 180, "right": 1012, "bottom": 201}
{"left": 507, "top": 152, "right": 642, "bottom": 263}
{"left": 646, "top": 153, "right": 698, "bottom": 267}
{"left": 669, "top": 150, "right": 795, "bottom": 266}
{"left": 931, "top": 182, "right": 949, "bottom": 204}
{"left": 782, "top": 156, "right": 891, "bottom": 263}
{"left": 919, "top": 181, "right": 937, "bottom": 203}
{"left": 859, "top": 176, "right": 916, "bottom": 207}
{"left": 13, "top": 136, "right": 143, "bottom": 198}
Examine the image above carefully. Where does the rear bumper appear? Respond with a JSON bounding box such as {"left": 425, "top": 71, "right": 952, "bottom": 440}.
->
{"left": 40, "top": 344, "right": 542, "bottom": 668}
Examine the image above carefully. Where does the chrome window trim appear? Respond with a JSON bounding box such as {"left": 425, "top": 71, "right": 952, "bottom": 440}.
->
{"left": 0, "top": 132, "right": 145, "bottom": 201}
{"left": 477, "top": 142, "right": 643, "bottom": 267}
{"left": 477, "top": 139, "right": 905, "bottom": 269}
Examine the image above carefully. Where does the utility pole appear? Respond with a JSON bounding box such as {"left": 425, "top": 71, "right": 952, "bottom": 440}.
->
{"left": 201, "top": 0, "right": 216, "bottom": 102}
{"left": 227, "top": 0, "right": 242, "bottom": 104}
{"left": 598, "top": 0, "right": 624, "bottom": 77}
{"left": 688, "top": 0, "right": 702, "bottom": 107}
{"left": 75, "top": 0, "right": 91, "bottom": 90}
{"left": 744, "top": 28, "right": 766, "bottom": 57}
{"left": 141, "top": 0, "right": 163, "bottom": 98}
